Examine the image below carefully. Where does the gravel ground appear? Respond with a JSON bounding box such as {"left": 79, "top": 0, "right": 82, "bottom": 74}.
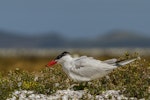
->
{"left": 7, "top": 89, "right": 142, "bottom": 100}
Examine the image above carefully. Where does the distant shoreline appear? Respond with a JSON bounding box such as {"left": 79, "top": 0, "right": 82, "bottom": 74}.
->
{"left": 0, "top": 48, "right": 150, "bottom": 57}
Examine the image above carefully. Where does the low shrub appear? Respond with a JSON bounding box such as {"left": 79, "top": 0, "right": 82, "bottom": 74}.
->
{"left": 0, "top": 54, "right": 149, "bottom": 99}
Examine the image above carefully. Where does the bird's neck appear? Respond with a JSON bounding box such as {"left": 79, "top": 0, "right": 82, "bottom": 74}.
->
{"left": 64, "top": 55, "right": 73, "bottom": 61}
{"left": 61, "top": 55, "right": 73, "bottom": 68}
{"left": 59, "top": 55, "right": 73, "bottom": 64}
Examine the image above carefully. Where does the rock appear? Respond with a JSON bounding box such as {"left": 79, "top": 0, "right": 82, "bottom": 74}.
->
{"left": 7, "top": 89, "right": 138, "bottom": 100}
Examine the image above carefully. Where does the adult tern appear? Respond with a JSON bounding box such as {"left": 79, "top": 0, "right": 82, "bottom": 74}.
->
{"left": 46, "top": 51, "right": 138, "bottom": 82}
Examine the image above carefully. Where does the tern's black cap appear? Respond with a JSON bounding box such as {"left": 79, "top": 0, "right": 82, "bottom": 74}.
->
{"left": 55, "top": 51, "right": 70, "bottom": 60}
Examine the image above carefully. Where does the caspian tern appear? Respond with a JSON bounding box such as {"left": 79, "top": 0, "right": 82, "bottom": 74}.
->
{"left": 46, "top": 51, "right": 139, "bottom": 82}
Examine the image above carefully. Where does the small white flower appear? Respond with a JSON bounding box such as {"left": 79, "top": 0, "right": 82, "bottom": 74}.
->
{"left": 55, "top": 83, "right": 60, "bottom": 87}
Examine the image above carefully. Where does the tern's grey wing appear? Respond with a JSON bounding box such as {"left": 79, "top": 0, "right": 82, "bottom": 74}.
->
{"left": 70, "top": 56, "right": 116, "bottom": 81}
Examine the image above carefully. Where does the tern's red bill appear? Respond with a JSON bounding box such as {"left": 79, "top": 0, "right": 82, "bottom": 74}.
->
{"left": 47, "top": 60, "right": 57, "bottom": 67}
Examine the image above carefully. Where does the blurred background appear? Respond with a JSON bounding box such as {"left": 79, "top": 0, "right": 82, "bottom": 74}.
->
{"left": 0, "top": 0, "right": 150, "bottom": 72}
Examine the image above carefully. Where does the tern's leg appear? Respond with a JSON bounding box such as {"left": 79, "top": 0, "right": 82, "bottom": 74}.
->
{"left": 65, "top": 78, "right": 79, "bottom": 90}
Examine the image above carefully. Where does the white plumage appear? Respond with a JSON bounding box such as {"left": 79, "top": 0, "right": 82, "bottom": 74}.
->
{"left": 47, "top": 52, "right": 138, "bottom": 82}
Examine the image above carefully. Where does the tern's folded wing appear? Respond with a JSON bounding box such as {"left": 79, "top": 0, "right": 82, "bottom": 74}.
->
{"left": 70, "top": 56, "right": 117, "bottom": 80}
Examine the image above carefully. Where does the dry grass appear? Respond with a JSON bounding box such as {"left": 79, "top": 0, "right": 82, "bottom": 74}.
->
{"left": 0, "top": 56, "right": 51, "bottom": 74}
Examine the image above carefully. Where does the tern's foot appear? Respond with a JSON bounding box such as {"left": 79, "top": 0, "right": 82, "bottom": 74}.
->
{"left": 69, "top": 82, "right": 88, "bottom": 90}
{"left": 67, "top": 84, "right": 79, "bottom": 90}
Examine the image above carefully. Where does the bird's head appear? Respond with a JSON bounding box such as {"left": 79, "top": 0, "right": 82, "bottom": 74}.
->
{"left": 46, "top": 51, "right": 71, "bottom": 67}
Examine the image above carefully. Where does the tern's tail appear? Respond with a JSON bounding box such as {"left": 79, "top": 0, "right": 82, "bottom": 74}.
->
{"left": 114, "top": 57, "right": 140, "bottom": 67}
{"left": 103, "top": 57, "right": 140, "bottom": 66}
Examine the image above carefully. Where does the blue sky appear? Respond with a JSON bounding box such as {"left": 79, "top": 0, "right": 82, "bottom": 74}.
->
{"left": 0, "top": 0, "right": 150, "bottom": 38}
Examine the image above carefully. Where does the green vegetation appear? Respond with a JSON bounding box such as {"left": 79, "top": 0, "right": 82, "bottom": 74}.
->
{"left": 0, "top": 54, "right": 150, "bottom": 99}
